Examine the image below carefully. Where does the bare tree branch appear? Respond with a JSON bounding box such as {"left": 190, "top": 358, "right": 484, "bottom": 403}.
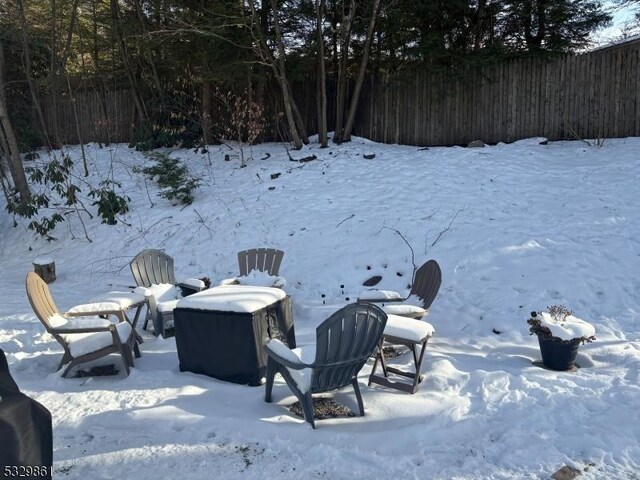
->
{"left": 336, "top": 213, "right": 355, "bottom": 227}
{"left": 382, "top": 226, "right": 417, "bottom": 281}
{"left": 431, "top": 209, "right": 463, "bottom": 248}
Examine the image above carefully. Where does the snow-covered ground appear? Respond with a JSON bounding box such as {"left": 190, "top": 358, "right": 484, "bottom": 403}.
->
{"left": 1, "top": 136, "right": 639, "bottom": 479}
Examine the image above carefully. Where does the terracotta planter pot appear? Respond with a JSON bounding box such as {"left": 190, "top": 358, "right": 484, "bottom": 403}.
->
{"left": 536, "top": 333, "right": 581, "bottom": 371}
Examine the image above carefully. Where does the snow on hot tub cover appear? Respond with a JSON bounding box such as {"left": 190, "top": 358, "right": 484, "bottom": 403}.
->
{"left": 176, "top": 284, "right": 286, "bottom": 313}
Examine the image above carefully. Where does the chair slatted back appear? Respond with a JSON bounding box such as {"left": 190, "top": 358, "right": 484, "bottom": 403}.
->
{"left": 26, "top": 272, "right": 65, "bottom": 331}
{"left": 410, "top": 260, "right": 442, "bottom": 310}
{"left": 130, "top": 249, "right": 176, "bottom": 287}
{"left": 311, "top": 303, "right": 387, "bottom": 393}
{"left": 237, "top": 248, "right": 284, "bottom": 276}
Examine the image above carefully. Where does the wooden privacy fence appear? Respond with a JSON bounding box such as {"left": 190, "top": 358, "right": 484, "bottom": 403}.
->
{"left": 41, "top": 89, "right": 134, "bottom": 145}
{"left": 39, "top": 40, "right": 640, "bottom": 147}
{"left": 355, "top": 40, "right": 640, "bottom": 146}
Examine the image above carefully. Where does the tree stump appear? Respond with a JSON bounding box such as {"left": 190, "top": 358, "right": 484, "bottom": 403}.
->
{"left": 33, "top": 257, "right": 56, "bottom": 283}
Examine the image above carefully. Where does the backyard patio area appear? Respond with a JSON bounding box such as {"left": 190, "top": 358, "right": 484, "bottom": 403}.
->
{"left": 1, "top": 136, "right": 639, "bottom": 479}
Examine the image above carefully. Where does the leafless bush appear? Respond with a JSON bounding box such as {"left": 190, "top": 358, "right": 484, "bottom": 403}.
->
{"left": 214, "top": 88, "right": 264, "bottom": 167}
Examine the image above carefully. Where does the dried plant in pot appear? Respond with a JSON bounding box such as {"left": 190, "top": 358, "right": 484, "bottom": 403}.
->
{"left": 527, "top": 305, "right": 596, "bottom": 371}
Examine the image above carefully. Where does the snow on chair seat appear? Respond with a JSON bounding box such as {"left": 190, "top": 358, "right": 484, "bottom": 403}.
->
{"left": 66, "top": 291, "right": 146, "bottom": 325}
{"left": 236, "top": 270, "right": 286, "bottom": 289}
{"left": 67, "top": 291, "right": 147, "bottom": 349}
{"left": 368, "top": 313, "right": 436, "bottom": 394}
{"left": 68, "top": 291, "right": 146, "bottom": 311}
{"left": 381, "top": 304, "right": 428, "bottom": 319}
{"left": 62, "top": 322, "right": 132, "bottom": 358}
{"left": 384, "top": 314, "right": 434, "bottom": 343}
{"left": 358, "top": 289, "right": 404, "bottom": 302}
{"left": 66, "top": 301, "right": 122, "bottom": 315}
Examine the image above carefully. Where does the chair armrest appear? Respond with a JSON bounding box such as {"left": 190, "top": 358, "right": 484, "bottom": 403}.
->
{"left": 176, "top": 282, "right": 206, "bottom": 292}
{"left": 51, "top": 323, "right": 116, "bottom": 335}
{"left": 177, "top": 278, "right": 206, "bottom": 290}
{"left": 361, "top": 297, "right": 405, "bottom": 303}
{"left": 176, "top": 279, "right": 206, "bottom": 297}
{"left": 133, "top": 286, "right": 158, "bottom": 312}
{"left": 264, "top": 339, "right": 311, "bottom": 370}
{"left": 65, "top": 310, "right": 117, "bottom": 318}
{"left": 133, "top": 286, "right": 153, "bottom": 297}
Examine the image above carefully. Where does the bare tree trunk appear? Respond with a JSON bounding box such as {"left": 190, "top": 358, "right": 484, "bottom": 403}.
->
{"left": 77, "top": 14, "right": 103, "bottom": 146}
{"left": 133, "top": 0, "right": 166, "bottom": 108}
{"left": 0, "top": 131, "right": 18, "bottom": 221}
{"left": 342, "top": 0, "right": 381, "bottom": 142}
{"left": 0, "top": 44, "right": 31, "bottom": 204}
{"left": 269, "top": 0, "right": 305, "bottom": 149}
{"left": 91, "top": 0, "right": 111, "bottom": 146}
{"left": 0, "top": 122, "right": 15, "bottom": 193}
{"left": 201, "top": 81, "right": 213, "bottom": 145}
{"left": 473, "top": 0, "right": 487, "bottom": 51}
{"left": 254, "top": 1, "right": 271, "bottom": 140}
{"left": 59, "top": 0, "right": 81, "bottom": 69}
{"left": 333, "top": 0, "right": 355, "bottom": 144}
{"left": 49, "top": 0, "right": 60, "bottom": 146}
{"left": 247, "top": 0, "right": 303, "bottom": 149}
{"left": 65, "top": 76, "right": 89, "bottom": 176}
{"left": 288, "top": 81, "right": 309, "bottom": 144}
{"left": 16, "top": 0, "right": 51, "bottom": 150}
{"left": 374, "top": 20, "right": 382, "bottom": 73}
{"left": 110, "top": 0, "right": 151, "bottom": 136}
{"left": 330, "top": 0, "right": 339, "bottom": 74}
{"left": 0, "top": 145, "right": 16, "bottom": 212}
{"left": 53, "top": 0, "right": 89, "bottom": 174}
{"left": 315, "top": 0, "right": 328, "bottom": 147}
{"left": 274, "top": 74, "right": 303, "bottom": 149}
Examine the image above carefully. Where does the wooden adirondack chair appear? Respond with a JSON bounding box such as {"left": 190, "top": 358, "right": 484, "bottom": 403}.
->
{"left": 264, "top": 302, "right": 387, "bottom": 428}
{"left": 25, "top": 272, "right": 136, "bottom": 377}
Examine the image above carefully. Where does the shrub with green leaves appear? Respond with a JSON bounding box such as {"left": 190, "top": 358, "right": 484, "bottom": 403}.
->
{"left": 89, "top": 180, "right": 130, "bottom": 225}
{"left": 7, "top": 155, "right": 79, "bottom": 240}
{"left": 6, "top": 155, "right": 130, "bottom": 240}
{"left": 142, "top": 152, "right": 201, "bottom": 205}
